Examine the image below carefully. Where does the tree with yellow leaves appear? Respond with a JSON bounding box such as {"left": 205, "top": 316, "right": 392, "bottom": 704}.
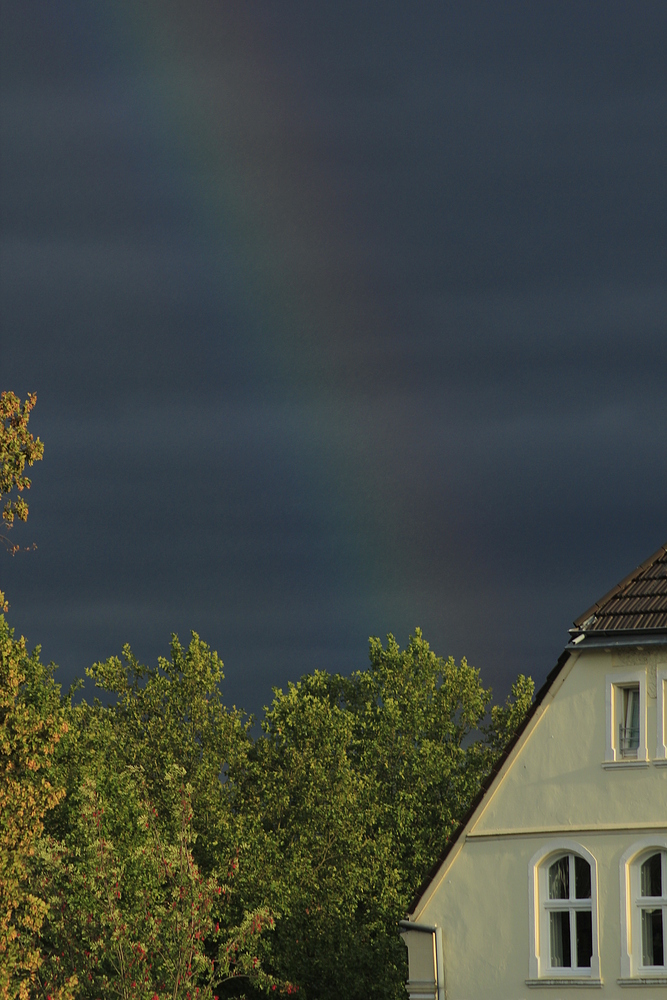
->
{"left": 0, "top": 391, "right": 44, "bottom": 562}
{"left": 0, "top": 389, "right": 66, "bottom": 998}
{"left": 0, "top": 617, "right": 71, "bottom": 1000}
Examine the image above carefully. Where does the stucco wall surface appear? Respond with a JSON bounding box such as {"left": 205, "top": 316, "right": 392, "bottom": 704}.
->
{"left": 420, "top": 832, "right": 667, "bottom": 999}
{"left": 472, "top": 648, "right": 667, "bottom": 835}
{"left": 409, "top": 647, "right": 667, "bottom": 999}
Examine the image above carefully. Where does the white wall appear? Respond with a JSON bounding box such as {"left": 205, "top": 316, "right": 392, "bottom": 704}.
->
{"left": 407, "top": 645, "right": 667, "bottom": 999}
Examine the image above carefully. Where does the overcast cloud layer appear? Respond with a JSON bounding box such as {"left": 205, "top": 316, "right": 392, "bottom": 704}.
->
{"left": 2, "top": 1, "right": 667, "bottom": 715}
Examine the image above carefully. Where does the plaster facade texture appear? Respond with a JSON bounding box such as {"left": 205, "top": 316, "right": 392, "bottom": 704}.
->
{"left": 408, "top": 645, "right": 667, "bottom": 999}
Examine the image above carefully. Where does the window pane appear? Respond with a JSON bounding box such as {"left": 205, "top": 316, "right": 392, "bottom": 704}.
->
{"left": 641, "top": 853, "right": 662, "bottom": 897}
{"left": 626, "top": 686, "right": 640, "bottom": 730}
{"left": 550, "top": 910, "right": 571, "bottom": 968}
{"left": 619, "top": 685, "right": 640, "bottom": 755}
{"left": 575, "top": 856, "right": 591, "bottom": 899}
{"left": 549, "top": 856, "right": 569, "bottom": 899}
{"left": 575, "top": 910, "right": 592, "bottom": 968}
{"left": 642, "top": 909, "right": 664, "bottom": 967}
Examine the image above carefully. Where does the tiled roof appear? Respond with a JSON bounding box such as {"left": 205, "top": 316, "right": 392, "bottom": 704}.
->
{"left": 573, "top": 542, "right": 667, "bottom": 632}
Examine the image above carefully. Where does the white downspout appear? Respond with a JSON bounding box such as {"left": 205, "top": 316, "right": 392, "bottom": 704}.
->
{"left": 435, "top": 926, "right": 446, "bottom": 1000}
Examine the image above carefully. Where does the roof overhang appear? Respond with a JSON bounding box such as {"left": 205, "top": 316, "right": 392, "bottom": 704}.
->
{"left": 567, "top": 629, "right": 667, "bottom": 650}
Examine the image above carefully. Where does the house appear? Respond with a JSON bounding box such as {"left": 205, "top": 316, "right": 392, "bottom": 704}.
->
{"left": 401, "top": 542, "right": 667, "bottom": 998}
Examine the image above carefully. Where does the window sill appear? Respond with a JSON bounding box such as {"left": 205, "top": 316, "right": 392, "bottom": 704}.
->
{"left": 602, "top": 760, "right": 649, "bottom": 769}
{"left": 653, "top": 759, "right": 667, "bottom": 767}
{"left": 618, "top": 977, "right": 667, "bottom": 986}
{"left": 526, "top": 979, "right": 602, "bottom": 988}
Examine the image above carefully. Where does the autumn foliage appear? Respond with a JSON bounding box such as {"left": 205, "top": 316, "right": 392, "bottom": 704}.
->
{"left": 0, "top": 392, "right": 44, "bottom": 559}
{"left": 0, "top": 619, "right": 68, "bottom": 1000}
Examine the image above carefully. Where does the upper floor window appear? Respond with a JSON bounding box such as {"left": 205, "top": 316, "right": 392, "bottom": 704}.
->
{"left": 529, "top": 842, "right": 600, "bottom": 982}
{"left": 619, "top": 685, "right": 640, "bottom": 757}
{"left": 620, "top": 840, "right": 667, "bottom": 980}
{"left": 605, "top": 670, "right": 648, "bottom": 764}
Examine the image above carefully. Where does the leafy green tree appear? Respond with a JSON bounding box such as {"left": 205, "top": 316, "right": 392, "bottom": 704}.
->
{"left": 230, "top": 630, "right": 533, "bottom": 1000}
{"left": 229, "top": 671, "right": 401, "bottom": 999}
{"left": 22, "top": 625, "right": 531, "bottom": 1000}
{"left": 79, "top": 633, "right": 249, "bottom": 872}
{"left": 39, "top": 768, "right": 276, "bottom": 1000}
{"left": 41, "top": 634, "right": 284, "bottom": 999}
{"left": 341, "top": 630, "right": 533, "bottom": 893}
{"left": 483, "top": 672, "right": 535, "bottom": 754}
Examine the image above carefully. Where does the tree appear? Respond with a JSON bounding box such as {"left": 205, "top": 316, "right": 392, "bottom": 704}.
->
{"left": 0, "top": 617, "right": 70, "bottom": 1000}
{"left": 79, "top": 633, "right": 251, "bottom": 876}
{"left": 39, "top": 767, "right": 277, "bottom": 1000}
{"left": 0, "top": 388, "right": 535, "bottom": 999}
{"left": 41, "top": 634, "right": 285, "bottom": 999}
{"left": 229, "top": 630, "right": 534, "bottom": 1000}
{"left": 0, "top": 390, "right": 62, "bottom": 999}
{"left": 341, "top": 629, "right": 533, "bottom": 892}
{"left": 13, "top": 621, "right": 531, "bottom": 1000}
{"left": 229, "top": 671, "right": 401, "bottom": 999}
{"left": 0, "top": 391, "right": 44, "bottom": 561}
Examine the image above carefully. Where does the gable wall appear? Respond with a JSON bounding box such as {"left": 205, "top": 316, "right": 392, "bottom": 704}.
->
{"left": 409, "top": 645, "right": 667, "bottom": 999}
{"left": 472, "top": 646, "right": 667, "bottom": 835}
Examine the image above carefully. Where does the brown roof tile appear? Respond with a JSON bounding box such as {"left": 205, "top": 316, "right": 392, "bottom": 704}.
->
{"left": 573, "top": 542, "right": 667, "bottom": 632}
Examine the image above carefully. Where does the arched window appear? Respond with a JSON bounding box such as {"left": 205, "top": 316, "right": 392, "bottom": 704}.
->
{"left": 528, "top": 842, "right": 600, "bottom": 982}
{"left": 544, "top": 854, "right": 593, "bottom": 969}
{"left": 620, "top": 840, "right": 667, "bottom": 981}
{"left": 637, "top": 852, "right": 666, "bottom": 968}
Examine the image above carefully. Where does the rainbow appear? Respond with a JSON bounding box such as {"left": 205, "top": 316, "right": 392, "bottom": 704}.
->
{"left": 102, "top": 2, "right": 406, "bottom": 599}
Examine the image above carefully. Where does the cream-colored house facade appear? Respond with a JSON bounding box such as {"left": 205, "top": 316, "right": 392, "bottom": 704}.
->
{"left": 402, "top": 542, "right": 667, "bottom": 999}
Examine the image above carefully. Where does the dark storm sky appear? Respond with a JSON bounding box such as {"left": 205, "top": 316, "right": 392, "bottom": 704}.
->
{"left": 2, "top": 1, "right": 667, "bottom": 716}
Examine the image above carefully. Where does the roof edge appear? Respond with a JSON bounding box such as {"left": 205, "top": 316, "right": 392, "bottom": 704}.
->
{"left": 573, "top": 542, "right": 667, "bottom": 628}
{"left": 406, "top": 647, "right": 572, "bottom": 916}
{"left": 569, "top": 627, "right": 667, "bottom": 641}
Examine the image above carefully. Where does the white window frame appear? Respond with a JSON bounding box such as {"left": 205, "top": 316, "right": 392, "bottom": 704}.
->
{"left": 528, "top": 842, "right": 600, "bottom": 982}
{"left": 656, "top": 668, "right": 667, "bottom": 762}
{"left": 620, "top": 838, "right": 667, "bottom": 981}
{"left": 605, "top": 670, "right": 648, "bottom": 765}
